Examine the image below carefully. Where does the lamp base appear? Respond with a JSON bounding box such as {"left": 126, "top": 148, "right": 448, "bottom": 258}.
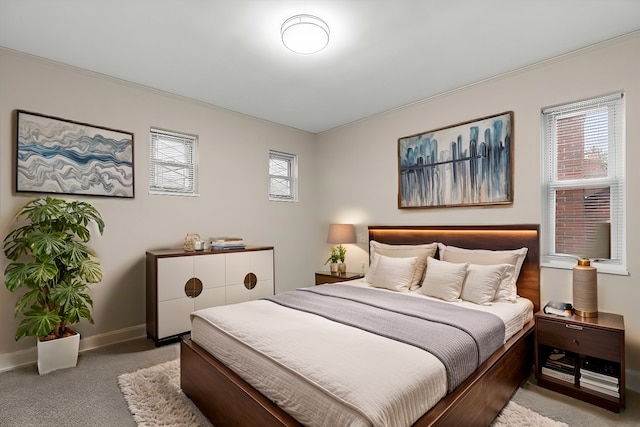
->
{"left": 573, "top": 259, "right": 598, "bottom": 318}
{"left": 573, "top": 308, "right": 598, "bottom": 318}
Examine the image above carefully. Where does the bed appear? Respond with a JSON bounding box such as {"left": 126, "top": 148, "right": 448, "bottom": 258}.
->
{"left": 180, "top": 224, "right": 540, "bottom": 426}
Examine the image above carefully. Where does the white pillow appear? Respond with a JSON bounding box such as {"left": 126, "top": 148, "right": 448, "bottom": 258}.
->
{"left": 493, "top": 265, "right": 518, "bottom": 302}
{"left": 370, "top": 254, "right": 418, "bottom": 292}
{"left": 461, "top": 263, "right": 511, "bottom": 305}
{"left": 437, "top": 243, "right": 527, "bottom": 302}
{"left": 365, "top": 241, "right": 438, "bottom": 290}
{"left": 418, "top": 257, "right": 469, "bottom": 302}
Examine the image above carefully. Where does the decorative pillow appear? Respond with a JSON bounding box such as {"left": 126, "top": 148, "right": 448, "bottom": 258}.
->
{"left": 461, "top": 263, "right": 511, "bottom": 305}
{"left": 493, "top": 265, "right": 518, "bottom": 302}
{"left": 437, "top": 244, "right": 527, "bottom": 302}
{"left": 365, "top": 241, "right": 438, "bottom": 291}
{"left": 370, "top": 254, "right": 418, "bottom": 292}
{"left": 418, "top": 257, "right": 469, "bottom": 302}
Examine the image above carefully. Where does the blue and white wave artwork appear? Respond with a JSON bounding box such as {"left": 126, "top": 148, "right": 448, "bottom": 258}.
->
{"left": 17, "top": 112, "right": 134, "bottom": 198}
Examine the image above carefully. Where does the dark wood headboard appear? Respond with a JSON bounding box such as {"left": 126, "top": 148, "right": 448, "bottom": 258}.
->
{"left": 368, "top": 224, "right": 540, "bottom": 313}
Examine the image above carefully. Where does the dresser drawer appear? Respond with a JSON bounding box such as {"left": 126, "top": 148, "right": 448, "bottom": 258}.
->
{"left": 537, "top": 318, "right": 621, "bottom": 362}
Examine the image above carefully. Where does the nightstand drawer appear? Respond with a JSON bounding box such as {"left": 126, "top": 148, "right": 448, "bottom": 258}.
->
{"left": 537, "top": 318, "right": 621, "bottom": 362}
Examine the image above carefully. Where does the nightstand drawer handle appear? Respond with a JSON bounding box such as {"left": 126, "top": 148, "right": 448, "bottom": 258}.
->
{"left": 565, "top": 324, "right": 583, "bottom": 330}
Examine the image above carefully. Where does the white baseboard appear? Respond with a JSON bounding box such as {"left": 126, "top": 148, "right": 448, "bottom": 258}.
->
{"left": 0, "top": 324, "right": 146, "bottom": 373}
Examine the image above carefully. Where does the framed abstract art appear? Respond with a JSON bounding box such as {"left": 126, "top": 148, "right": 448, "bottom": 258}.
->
{"left": 16, "top": 110, "right": 134, "bottom": 198}
{"left": 398, "top": 111, "right": 513, "bottom": 208}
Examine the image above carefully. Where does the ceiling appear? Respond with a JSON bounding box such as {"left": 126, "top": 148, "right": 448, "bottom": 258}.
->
{"left": 1, "top": 1, "right": 640, "bottom": 134}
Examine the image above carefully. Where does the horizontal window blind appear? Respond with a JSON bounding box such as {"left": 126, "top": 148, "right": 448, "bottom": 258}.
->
{"left": 149, "top": 128, "right": 197, "bottom": 195}
{"left": 269, "top": 150, "right": 297, "bottom": 201}
{"left": 542, "top": 92, "right": 624, "bottom": 270}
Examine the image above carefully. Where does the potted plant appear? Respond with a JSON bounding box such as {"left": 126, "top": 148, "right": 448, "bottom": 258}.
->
{"left": 324, "top": 245, "right": 347, "bottom": 274}
{"left": 336, "top": 244, "right": 347, "bottom": 273}
{"left": 3, "top": 197, "right": 105, "bottom": 374}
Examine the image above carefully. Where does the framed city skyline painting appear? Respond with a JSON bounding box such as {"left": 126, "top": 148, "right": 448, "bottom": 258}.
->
{"left": 16, "top": 110, "right": 134, "bottom": 198}
{"left": 398, "top": 111, "right": 513, "bottom": 209}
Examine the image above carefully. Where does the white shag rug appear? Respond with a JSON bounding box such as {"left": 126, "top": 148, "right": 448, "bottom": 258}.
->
{"left": 492, "top": 401, "right": 569, "bottom": 427}
{"left": 118, "top": 359, "right": 212, "bottom": 427}
{"left": 119, "top": 359, "right": 567, "bottom": 427}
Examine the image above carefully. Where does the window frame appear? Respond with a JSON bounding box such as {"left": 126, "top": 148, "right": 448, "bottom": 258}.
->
{"left": 269, "top": 150, "right": 298, "bottom": 202}
{"left": 149, "top": 128, "right": 198, "bottom": 196}
{"left": 541, "top": 92, "right": 627, "bottom": 275}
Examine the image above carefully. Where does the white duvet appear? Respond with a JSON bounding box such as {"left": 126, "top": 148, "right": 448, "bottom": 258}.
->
{"left": 190, "top": 280, "right": 533, "bottom": 427}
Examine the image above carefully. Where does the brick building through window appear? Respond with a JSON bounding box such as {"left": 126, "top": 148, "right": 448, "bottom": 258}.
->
{"left": 554, "top": 114, "right": 610, "bottom": 258}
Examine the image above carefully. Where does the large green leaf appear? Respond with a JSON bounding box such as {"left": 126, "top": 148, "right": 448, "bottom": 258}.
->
{"left": 49, "top": 280, "right": 94, "bottom": 324}
{"left": 24, "top": 197, "right": 64, "bottom": 222}
{"left": 24, "top": 261, "right": 58, "bottom": 285}
{"left": 65, "top": 241, "right": 92, "bottom": 265}
{"left": 79, "top": 257, "right": 102, "bottom": 283}
{"left": 15, "top": 305, "right": 60, "bottom": 340}
{"left": 4, "top": 263, "right": 31, "bottom": 292}
{"left": 66, "top": 200, "right": 105, "bottom": 235}
{"left": 28, "top": 231, "right": 68, "bottom": 258}
{"left": 5, "top": 261, "right": 57, "bottom": 291}
{"left": 14, "top": 288, "right": 41, "bottom": 317}
{"left": 2, "top": 226, "right": 33, "bottom": 260}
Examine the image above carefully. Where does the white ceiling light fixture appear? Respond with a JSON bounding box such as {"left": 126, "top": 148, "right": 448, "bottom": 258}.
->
{"left": 281, "top": 14, "right": 330, "bottom": 54}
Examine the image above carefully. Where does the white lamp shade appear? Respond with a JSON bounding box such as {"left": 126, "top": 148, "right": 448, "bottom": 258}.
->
{"left": 281, "top": 15, "right": 329, "bottom": 54}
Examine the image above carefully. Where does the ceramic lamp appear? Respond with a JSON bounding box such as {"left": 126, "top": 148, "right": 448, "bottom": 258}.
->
{"left": 573, "top": 258, "right": 598, "bottom": 317}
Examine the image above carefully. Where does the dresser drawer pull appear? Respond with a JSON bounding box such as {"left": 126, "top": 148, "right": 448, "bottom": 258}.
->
{"left": 565, "top": 324, "right": 583, "bottom": 330}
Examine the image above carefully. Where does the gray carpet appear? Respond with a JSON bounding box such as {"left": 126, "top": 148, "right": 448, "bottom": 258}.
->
{"left": 0, "top": 338, "right": 638, "bottom": 426}
{"left": 510, "top": 380, "right": 640, "bottom": 427}
{"left": 0, "top": 338, "right": 178, "bottom": 427}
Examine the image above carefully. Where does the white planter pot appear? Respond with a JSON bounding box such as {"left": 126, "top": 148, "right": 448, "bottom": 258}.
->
{"left": 37, "top": 332, "right": 80, "bottom": 375}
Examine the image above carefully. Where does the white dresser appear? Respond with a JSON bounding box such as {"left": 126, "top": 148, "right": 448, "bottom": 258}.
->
{"left": 146, "top": 246, "right": 274, "bottom": 345}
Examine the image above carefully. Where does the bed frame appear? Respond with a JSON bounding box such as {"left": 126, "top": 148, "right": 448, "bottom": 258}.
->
{"left": 181, "top": 224, "right": 540, "bottom": 427}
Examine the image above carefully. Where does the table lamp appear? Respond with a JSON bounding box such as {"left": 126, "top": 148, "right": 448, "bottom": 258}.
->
{"left": 327, "top": 224, "right": 356, "bottom": 273}
{"left": 572, "top": 223, "right": 610, "bottom": 318}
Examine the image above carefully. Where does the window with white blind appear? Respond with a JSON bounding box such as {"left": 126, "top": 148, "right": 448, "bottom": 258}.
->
{"left": 149, "top": 128, "right": 198, "bottom": 196}
{"left": 269, "top": 150, "right": 297, "bottom": 201}
{"left": 542, "top": 92, "right": 626, "bottom": 274}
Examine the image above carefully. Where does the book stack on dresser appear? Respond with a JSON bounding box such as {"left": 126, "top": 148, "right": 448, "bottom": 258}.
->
{"left": 210, "top": 237, "right": 245, "bottom": 250}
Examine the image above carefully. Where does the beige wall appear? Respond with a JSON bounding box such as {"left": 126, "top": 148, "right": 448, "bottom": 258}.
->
{"left": 0, "top": 49, "right": 319, "bottom": 357}
{"left": 316, "top": 32, "right": 640, "bottom": 386}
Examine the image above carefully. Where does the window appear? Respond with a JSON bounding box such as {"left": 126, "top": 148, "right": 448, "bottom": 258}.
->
{"left": 149, "top": 128, "right": 197, "bottom": 195}
{"left": 269, "top": 150, "right": 297, "bottom": 201}
{"left": 542, "top": 92, "right": 625, "bottom": 274}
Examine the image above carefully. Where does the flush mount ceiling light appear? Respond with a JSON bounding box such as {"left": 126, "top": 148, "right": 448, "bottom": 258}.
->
{"left": 281, "top": 14, "right": 329, "bottom": 54}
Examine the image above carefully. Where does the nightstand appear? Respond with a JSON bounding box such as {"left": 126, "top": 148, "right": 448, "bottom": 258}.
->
{"left": 315, "top": 271, "right": 364, "bottom": 285}
{"left": 534, "top": 311, "right": 625, "bottom": 412}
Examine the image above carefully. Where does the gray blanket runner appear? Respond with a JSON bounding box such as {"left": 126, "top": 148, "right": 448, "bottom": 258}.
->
{"left": 265, "top": 284, "right": 505, "bottom": 392}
